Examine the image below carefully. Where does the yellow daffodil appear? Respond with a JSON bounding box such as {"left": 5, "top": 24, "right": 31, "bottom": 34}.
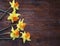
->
{"left": 9, "top": 0, "right": 19, "bottom": 10}
{"left": 17, "top": 19, "right": 26, "bottom": 31}
{"left": 20, "top": 32, "right": 31, "bottom": 43}
{"left": 7, "top": 9, "right": 20, "bottom": 23}
{"left": 10, "top": 27, "right": 20, "bottom": 40}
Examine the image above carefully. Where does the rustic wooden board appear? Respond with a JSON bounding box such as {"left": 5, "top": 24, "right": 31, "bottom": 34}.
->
{"left": 0, "top": 0, "right": 60, "bottom": 46}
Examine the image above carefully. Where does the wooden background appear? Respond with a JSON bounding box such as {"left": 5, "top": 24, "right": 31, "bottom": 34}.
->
{"left": 0, "top": 0, "right": 60, "bottom": 46}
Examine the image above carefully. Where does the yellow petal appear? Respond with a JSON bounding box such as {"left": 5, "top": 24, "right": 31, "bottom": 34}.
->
{"left": 23, "top": 38, "right": 26, "bottom": 43}
{"left": 10, "top": 27, "right": 20, "bottom": 40}
{"left": 21, "top": 32, "right": 31, "bottom": 43}
{"left": 11, "top": 27, "right": 14, "bottom": 32}
{"left": 27, "top": 38, "right": 31, "bottom": 41}
{"left": 17, "top": 19, "right": 26, "bottom": 30}
{"left": 7, "top": 9, "right": 20, "bottom": 23}
{"left": 9, "top": 0, "right": 19, "bottom": 10}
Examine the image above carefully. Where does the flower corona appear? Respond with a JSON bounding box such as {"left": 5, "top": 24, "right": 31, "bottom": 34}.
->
{"left": 9, "top": 0, "right": 19, "bottom": 10}
{"left": 5, "top": 0, "right": 31, "bottom": 43}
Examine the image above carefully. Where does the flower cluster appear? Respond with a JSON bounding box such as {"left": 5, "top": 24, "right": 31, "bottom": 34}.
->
{"left": 7, "top": 0, "right": 31, "bottom": 43}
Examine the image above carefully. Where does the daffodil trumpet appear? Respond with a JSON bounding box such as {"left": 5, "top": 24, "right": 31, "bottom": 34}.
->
{"left": 17, "top": 19, "right": 26, "bottom": 31}
{"left": 10, "top": 27, "right": 20, "bottom": 40}
{"left": 7, "top": 9, "right": 20, "bottom": 23}
{"left": 20, "top": 31, "right": 31, "bottom": 43}
{"left": 0, "top": 0, "right": 31, "bottom": 43}
{"left": 9, "top": 0, "right": 19, "bottom": 10}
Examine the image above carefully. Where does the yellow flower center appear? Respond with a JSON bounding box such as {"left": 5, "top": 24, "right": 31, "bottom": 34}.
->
{"left": 20, "top": 23, "right": 26, "bottom": 29}
{"left": 25, "top": 32, "right": 30, "bottom": 38}
{"left": 14, "top": 2, "right": 19, "bottom": 8}
{"left": 14, "top": 30, "right": 19, "bottom": 36}
{"left": 13, "top": 16, "right": 19, "bottom": 22}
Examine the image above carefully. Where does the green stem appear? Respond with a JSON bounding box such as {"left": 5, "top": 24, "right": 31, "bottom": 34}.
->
{"left": 0, "top": 7, "right": 11, "bottom": 20}
{"left": 0, "top": 23, "right": 16, "bottom": 32}
{"left": 0, "top": 9, "right": 9, "bottom": 14}
{"left": 0, "top": 32, "right": 10, "bottom": 35}
{"left": 0, "top": 38, "right": 11, "bottom": 39}
{"left": 0, "top": 24, "right": 11, "bottom": 32}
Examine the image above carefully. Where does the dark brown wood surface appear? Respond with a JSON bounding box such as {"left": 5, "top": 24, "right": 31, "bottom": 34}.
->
{"left": 0, "top": 0, "right": 60, "bottom": 46}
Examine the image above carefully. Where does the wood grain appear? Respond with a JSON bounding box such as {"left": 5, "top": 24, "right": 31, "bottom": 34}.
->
{"left": 0, "top": 0, "right": 60, "bottom": 46}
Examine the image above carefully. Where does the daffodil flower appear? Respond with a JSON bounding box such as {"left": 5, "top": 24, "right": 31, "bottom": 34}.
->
{"left": 7, "top": 9, "right": 20, "bottom": 23}
{"left": 9, "top": 0, "right": 19, "bottom": 10}
{"left": 10, "top": 27, "right": 20, "bottom": 40}
{"left": 17, "top": 19, "right": 26, "bottom": 31}
{"left": 20, "top": 32, "right": 31, "bottom": 43}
